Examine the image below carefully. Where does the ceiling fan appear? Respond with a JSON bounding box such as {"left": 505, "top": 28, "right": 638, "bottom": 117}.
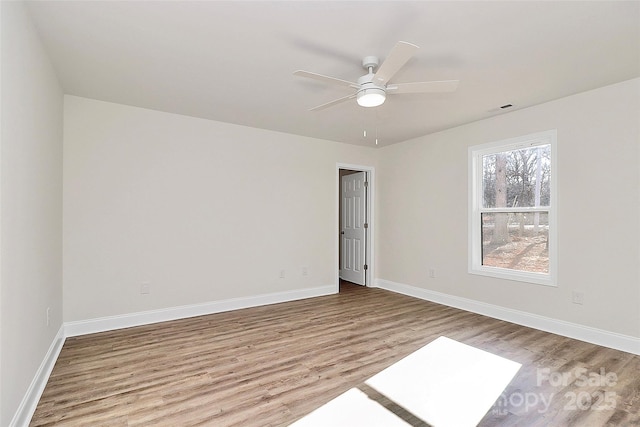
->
{"left": 294, "top": 41, "right": 459, "bottom": 111}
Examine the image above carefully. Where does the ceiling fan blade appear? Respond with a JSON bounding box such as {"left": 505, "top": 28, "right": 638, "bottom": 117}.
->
{"left": 309, "top": 93, "right": 357, "bottom": 111}
{"left": 387, "top": 80, "right": 459, "bottom": 94}
{"left": 294, "top": 70, "right": 359, "bottom": 89}
{"left": 373, "top": 41, "right": 419, "bottom": 86}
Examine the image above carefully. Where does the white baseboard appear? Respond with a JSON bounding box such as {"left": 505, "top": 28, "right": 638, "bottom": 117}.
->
{"left": 15, "top": 280, "right": 636, "bottom": 427}
{"left": 12, "top": 285, "right": 335, "bottom": 426}
{"left": 9, "top": 326, "right": 66, "bottom": 427}
{"left": 374, "top": 279, "right": 640, "bottom": 356}
{"left": 64, "top": 285, "right": 336, "bottom": 337}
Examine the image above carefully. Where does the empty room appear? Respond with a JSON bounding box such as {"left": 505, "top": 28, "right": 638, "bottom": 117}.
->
{"left": 2, "top": 1, "right": 639, "bottom": 426}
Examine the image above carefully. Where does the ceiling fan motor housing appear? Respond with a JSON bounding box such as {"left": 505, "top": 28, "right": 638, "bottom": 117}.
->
{"left": 357, "top": 74, "right": 386, "bottom": 107}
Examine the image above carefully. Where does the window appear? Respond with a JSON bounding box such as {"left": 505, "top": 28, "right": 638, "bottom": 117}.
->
{"left": 469, "top": 130, "right": 556, "bottom": 286}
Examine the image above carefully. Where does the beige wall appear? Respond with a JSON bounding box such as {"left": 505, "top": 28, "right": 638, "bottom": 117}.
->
{"left": 63, "top": 96, "right": 377, "bottom": 321}
{"left": 0, "top": 2, "right": 64, "bottom": 425}
{"left": 376, "top": 78, "right": 640, "bottom": 338}
{"left": 64, "top": 79, "right": 640, "bottom": 337}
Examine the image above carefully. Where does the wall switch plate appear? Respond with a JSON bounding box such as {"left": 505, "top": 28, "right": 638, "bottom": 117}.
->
{"left": 141, "top": 283, "right": 151, "bottom": 294}
{"left": 302, "top": 267, "right": 308, "bottom": 276}
{"left": 429, "top": 269, "right": 436, "bottom": 278}
{"left": 279, "top": 270, "right": 285, "bottom": 279}
{"left": 46, "top": 307, "right": 51, "bottom": 326}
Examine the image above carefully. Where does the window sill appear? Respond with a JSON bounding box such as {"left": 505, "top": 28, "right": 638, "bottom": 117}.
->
{"left": 469, "top": 265, "right": 556, "bottom": 287}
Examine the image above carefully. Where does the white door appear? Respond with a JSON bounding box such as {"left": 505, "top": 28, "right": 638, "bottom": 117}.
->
{"left": 341, "top": 171, "right": 367, "bottom": 285}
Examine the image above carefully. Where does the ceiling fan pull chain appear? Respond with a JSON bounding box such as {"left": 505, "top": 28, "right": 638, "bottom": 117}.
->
{"left": 375, "top": 113, "right": 379, "bottom": 146}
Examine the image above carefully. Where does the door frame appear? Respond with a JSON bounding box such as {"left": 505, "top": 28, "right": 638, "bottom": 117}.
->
{"left": 335, "top": 163, "right": 375, "bottom": 291}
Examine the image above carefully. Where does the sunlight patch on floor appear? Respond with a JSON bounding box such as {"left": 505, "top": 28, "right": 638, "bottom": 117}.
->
{"left": 366, "top": 336, "right": 522, "bottom": 426}
{"left": 290, "top": 336, "right": 521, "bottom": 427}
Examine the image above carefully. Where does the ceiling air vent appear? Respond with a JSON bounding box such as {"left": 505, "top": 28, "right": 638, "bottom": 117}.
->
{"left": 488, "top": 103, "right": 515, "bottom": 114}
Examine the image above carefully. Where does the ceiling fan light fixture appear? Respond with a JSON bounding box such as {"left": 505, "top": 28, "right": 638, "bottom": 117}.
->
{"left": 357, "top": 87, "right": 386, "bottom": 107}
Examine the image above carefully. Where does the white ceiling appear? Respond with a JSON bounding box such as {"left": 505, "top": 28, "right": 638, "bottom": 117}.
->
{"left": 26, "top": 1, "right": 640, "bottom": 147}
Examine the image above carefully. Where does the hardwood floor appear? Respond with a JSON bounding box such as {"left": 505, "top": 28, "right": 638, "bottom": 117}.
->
{"left": 31, "top": 283, "right": 639, "bottom": 426}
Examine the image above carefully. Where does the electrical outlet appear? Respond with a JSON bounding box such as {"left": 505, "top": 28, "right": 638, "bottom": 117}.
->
{"left": 141, "top": 282, "right": 151, "bottom": 295}
{"left": 302, "top": 266, "right": 308, "bottom": 276}
{"left": 572, "top": 291, "right": 584, "bottom": 305}
{"left": 279, "top": 270, "right": 285, "bottom": 279}
{"left": 429, "top": 269, "right": 436, "bottom": 278}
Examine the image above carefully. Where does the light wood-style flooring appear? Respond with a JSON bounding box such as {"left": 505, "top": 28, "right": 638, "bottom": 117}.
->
{"left": 31, "top": 282, "right": 640, "bottom": 426}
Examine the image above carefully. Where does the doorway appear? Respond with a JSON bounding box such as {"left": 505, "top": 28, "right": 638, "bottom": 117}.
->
{"left": 336, "top": 164, "right": 374, "bottom": 291}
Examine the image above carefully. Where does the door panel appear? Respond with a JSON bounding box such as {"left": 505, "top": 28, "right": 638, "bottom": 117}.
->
{"left": 341, "top": 171, "right": 366, "bottom": 285}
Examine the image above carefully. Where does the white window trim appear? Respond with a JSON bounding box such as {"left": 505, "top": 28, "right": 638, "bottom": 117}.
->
{"left": 468, "top": 130, "right": 558, "bottom": 286}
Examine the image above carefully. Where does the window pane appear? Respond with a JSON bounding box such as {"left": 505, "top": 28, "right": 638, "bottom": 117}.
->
{"left": 481, "top": 212, "right": 549, "bottom": 273}
{"left": 482, "top": 144, "right": 551, "bottom": 209}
